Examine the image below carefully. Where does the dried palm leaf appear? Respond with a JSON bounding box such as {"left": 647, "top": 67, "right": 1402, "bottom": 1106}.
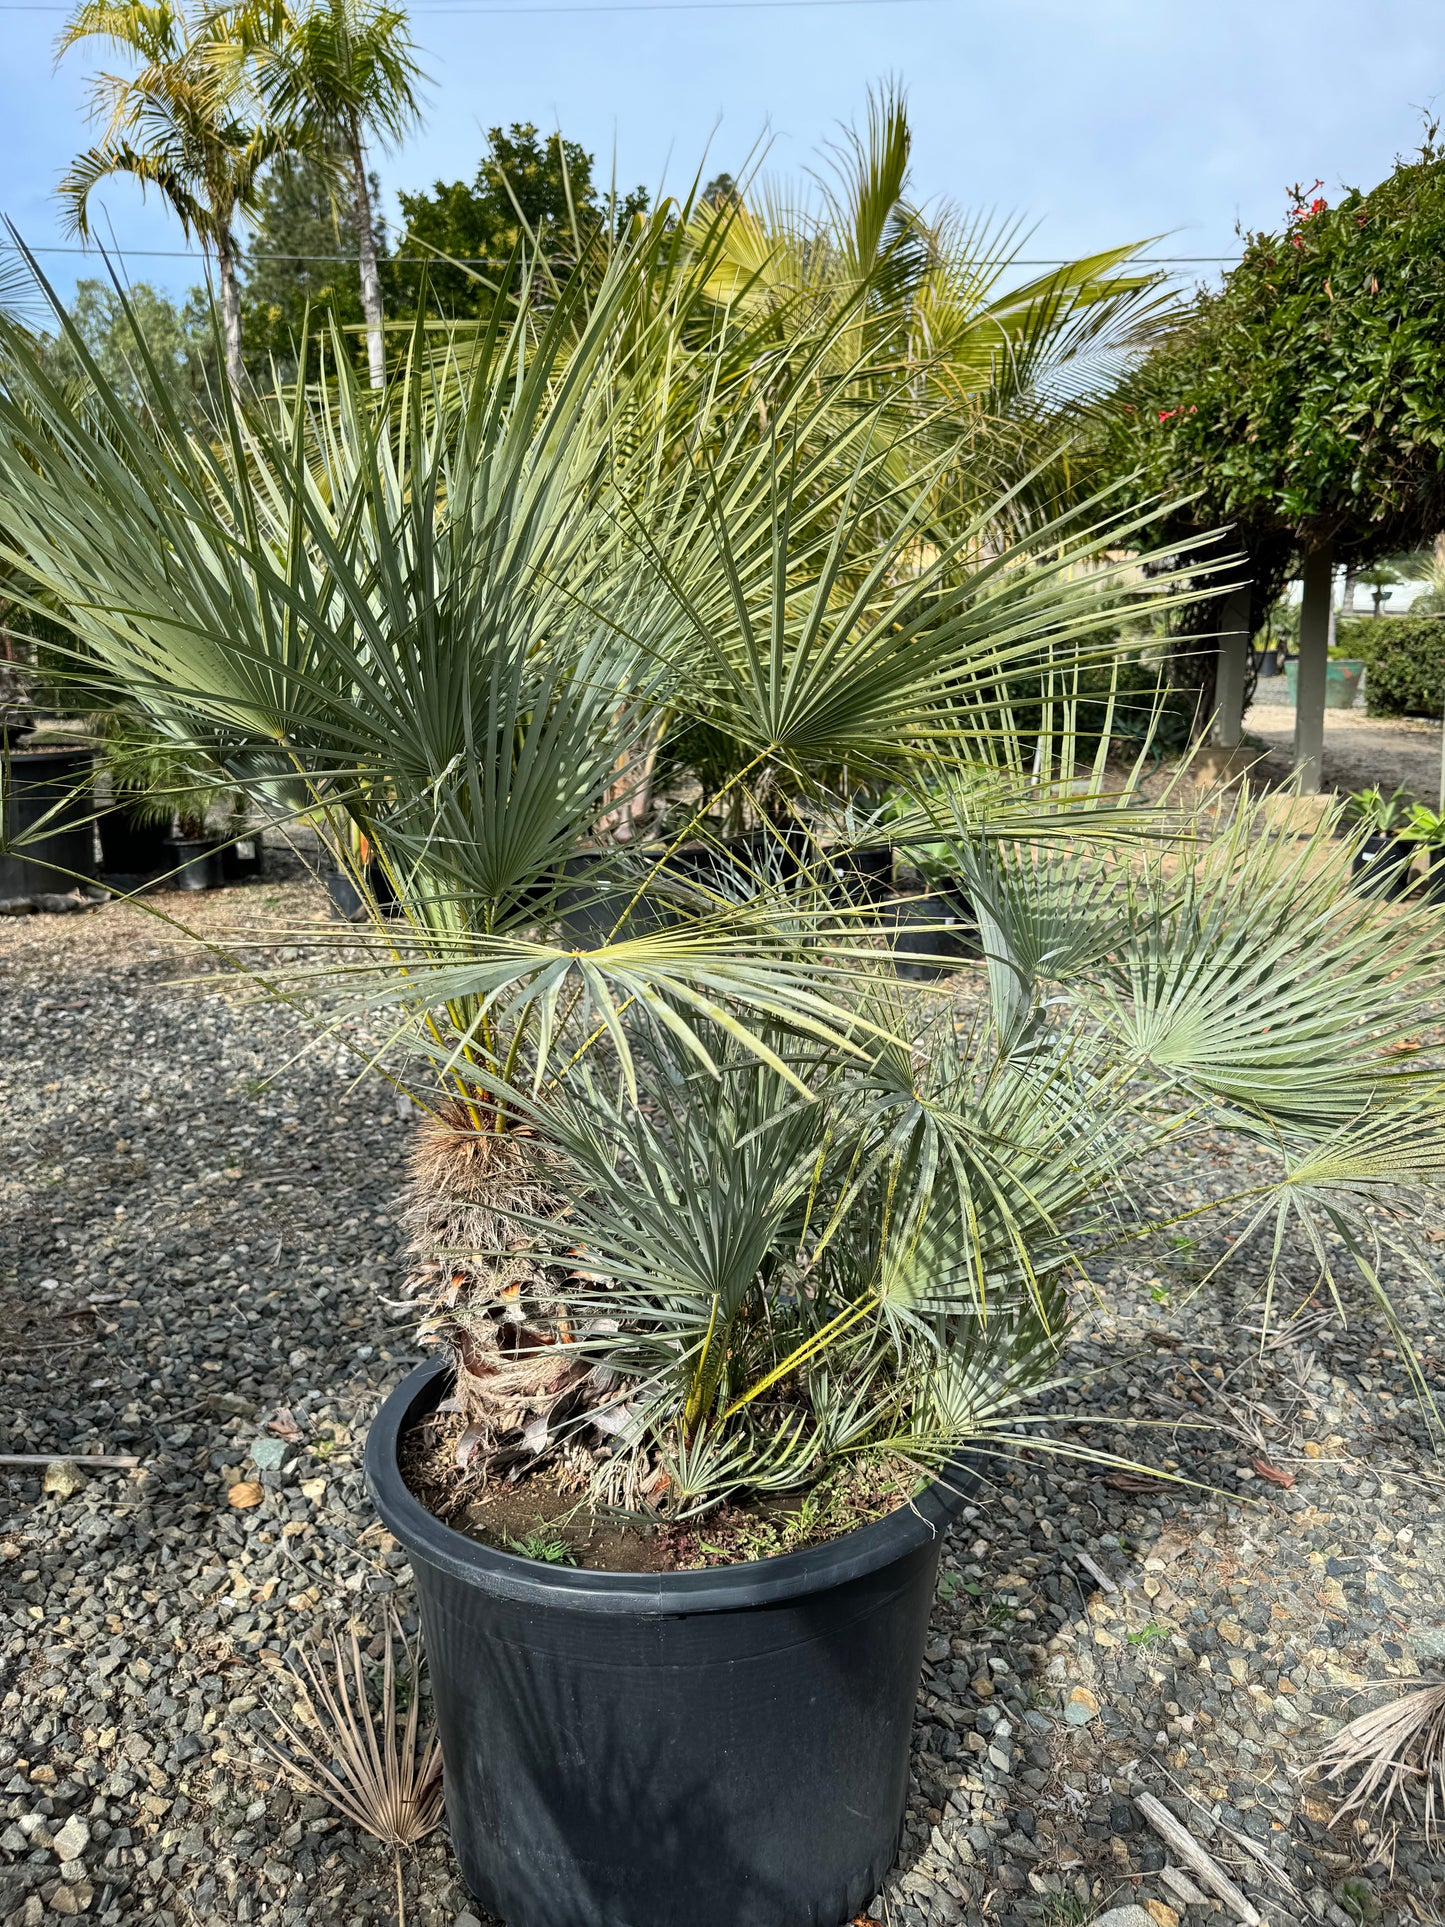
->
{"left": 264, "top": 1615, "right": 444, "bottom": 1926}
{"left": 1312, "top": 1681, "right": 1445, "bottom": 1839}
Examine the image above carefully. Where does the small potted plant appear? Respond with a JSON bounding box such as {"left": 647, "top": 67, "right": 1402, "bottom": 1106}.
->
{"left": 1342, "top": 784, "right": 1415, "bottom": 897}
{"left": 1401, "top": 802, "right": 1445, "bottom": 901}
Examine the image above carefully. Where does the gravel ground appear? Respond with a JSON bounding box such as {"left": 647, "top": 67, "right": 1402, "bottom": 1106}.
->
{"left": 3, "top": 875, "right": 1445, "bottom": 1927}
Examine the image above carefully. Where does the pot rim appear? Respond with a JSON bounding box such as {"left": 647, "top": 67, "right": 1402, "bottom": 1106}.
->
{"left": 365, "top": 1356, "right": 979, "bottom": 1616}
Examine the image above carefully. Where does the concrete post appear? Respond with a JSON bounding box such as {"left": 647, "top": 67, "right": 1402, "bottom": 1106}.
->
{"left": 1212, "top": 586, "right": 1253, "bottom": 748}
{"left": 1295, "top": 543, "right": 1333, "bottom": 792}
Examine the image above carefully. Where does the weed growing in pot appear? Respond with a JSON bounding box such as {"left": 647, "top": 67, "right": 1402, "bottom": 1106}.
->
{"left": 505, "top": 1530, "right": 577, "bottom": 1565}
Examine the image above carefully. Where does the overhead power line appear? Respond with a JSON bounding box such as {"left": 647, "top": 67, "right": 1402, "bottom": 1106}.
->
{"left": 0, "top": 243, "right": 1237, "bottom": 264}
{"left": 0, "top": 0, "right": 972, "bottom": 13}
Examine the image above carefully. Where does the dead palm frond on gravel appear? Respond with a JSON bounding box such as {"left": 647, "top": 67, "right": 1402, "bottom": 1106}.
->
{"left": 263, "top": 1616, "right": 443, "bottom": 1925}
{"left": 1312, "top": 1681, "right": 1445, "bottom": 1841}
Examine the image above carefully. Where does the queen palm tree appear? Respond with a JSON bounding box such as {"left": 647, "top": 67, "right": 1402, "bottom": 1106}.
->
{"left": 689, "top": 86, "right": 1172, "bottom": 528}
{"left": 56, "top": 0, "right": 277, "bottom": 391}
{"left": 229, "top": 0, "right": 424, "bottom": 387}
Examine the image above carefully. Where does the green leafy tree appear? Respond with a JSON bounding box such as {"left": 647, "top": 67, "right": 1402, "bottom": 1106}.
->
{"left": 1094, "top": 129, "right": 1445, "bottom": 700}
{"left": 239, "top": 152, "right": 378, "bottom": 378}
{"left": 393, "top": 122, "right": 649, "bottom": 316}
{"left": 228, "top": 0, "right": 424, "bottom": 387}
{"left": 45, "top": 277, "right": 214, "bottom": 407}
{"left": 56, "top": 0, "right": 278, "bottom": 390}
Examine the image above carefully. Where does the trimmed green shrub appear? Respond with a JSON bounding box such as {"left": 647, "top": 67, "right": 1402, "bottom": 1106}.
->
{"left": 1339, "top": 616, "right": 1445, "bottom": 717}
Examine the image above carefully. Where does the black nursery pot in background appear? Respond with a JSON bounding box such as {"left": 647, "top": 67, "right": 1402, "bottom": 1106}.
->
{"left": 220, "top": 832, "right": 265, "bottom": 884}
{"left": 98, "top": 806, "right": 172, "bottom": 881}
{"left": 366, "top": 1359, "right": 975, "bottom": 1927}
{"left": 1351, "top": 833, "right": 1416, "bottom": 900}
{"left": 887, "top": 880, "right": 981, "bottom": 981}
{"left": 823, "top": 841, "right": 894, "bottom": 905}
{"left": 166, "top": 837, "right": 222, "bottom": 891}
{"left": 0, "top": 747, "right": 97, "bottom": 900}
{"left": 324, "top": 860, "right": 397, "bottom": 920}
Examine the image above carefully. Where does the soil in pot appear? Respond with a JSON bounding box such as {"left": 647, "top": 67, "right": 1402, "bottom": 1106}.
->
{"left": 399, "top": 1401, "right": 918, "bottom": 1573}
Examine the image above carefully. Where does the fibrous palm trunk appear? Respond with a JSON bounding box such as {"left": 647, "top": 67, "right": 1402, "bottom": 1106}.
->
{"left": 402, "top": 1110, "right": 587, "bottom": 1453}
{"left": 350, "top": 127, "right": 386, "bottom": 391}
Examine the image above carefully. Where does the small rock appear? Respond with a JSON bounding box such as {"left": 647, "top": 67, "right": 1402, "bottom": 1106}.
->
{"left": 1143, "top": 1902, "right": 1180, "bottom": 1927}
{"left": 455, "top": 1916, "right": 484, "bottom": 1927}
{"left": 248, "top": 1437, "right": 290, "bottom": 1473}
{"left": 1092, "top": 1909, "right": 1159, "bottom": 1927}
{"left": 1063, "top": 1686, "right": 1100, "bottom": 1726}
{"left": 51, "top": 1813, "right": 90, "bottom": 1862}
{"left": 299, "top": 1476, "right": 327, "bottom": 1503}
{"left": 227, "top": 1481, "right": 265, "bottom": 1509}
{"left": 50, "top": 1883, "right": 94, "bottom": 1916}
{"left": 43, "top": 1459, "right": 85, "bottom": 1499}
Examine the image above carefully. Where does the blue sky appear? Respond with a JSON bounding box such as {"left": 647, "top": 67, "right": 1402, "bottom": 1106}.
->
{"left": 1, "top": 0, "right": 1441, "bottom": 308}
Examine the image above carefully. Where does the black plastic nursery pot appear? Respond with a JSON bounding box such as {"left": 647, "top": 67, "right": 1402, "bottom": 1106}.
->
{"left": 665, "top": 822, "right": 809, "bottom": 895}
{"left": 366, "top": 1358, "right": 976, "bottom": 1927}
{"left": 556, "top": 831, "right": 813, "bottom": 947}
{"left": 0, "top": 747, "right": 97, "bottom": 900}
{"left": 886, "top": 882, "right": 981, "bottom": 982}
{"left": 823, "top": 841, "right": 894, "bottom": 906}
{"left": 98, "top": 806, "right": 172, "bottom": 881}
{"left": 324, "top": 861, "right": 397, "bottom": 920}
{"left": 220, "top": 831, "right": 265, "bottom": 884}
{"left": 554, "top": 851, "right": 677, "bottom": 947}
{"left": 167, "top": 836, "right": 222, "bottom": 891}
{"left": 1351, "top": 833, "right": 1415, "bottom": 900}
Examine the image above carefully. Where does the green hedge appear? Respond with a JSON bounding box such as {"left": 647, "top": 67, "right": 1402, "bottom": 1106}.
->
{"left": 1338, "top": 616, "right": 1445, "bottom": 718}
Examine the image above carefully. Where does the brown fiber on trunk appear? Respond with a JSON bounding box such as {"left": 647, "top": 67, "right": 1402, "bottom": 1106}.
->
{"left": 400, "top": 1107, "right": 587, "bottom": 1453}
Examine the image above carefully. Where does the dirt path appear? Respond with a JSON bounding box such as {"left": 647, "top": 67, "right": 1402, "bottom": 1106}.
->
{"left": 1245, "top": 675, "right": 1445, "bottom": 801}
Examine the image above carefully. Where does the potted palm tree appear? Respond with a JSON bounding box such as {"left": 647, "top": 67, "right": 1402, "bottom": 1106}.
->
{"left": 2, "top": 240, "right": 1443, "bottom": 1927}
